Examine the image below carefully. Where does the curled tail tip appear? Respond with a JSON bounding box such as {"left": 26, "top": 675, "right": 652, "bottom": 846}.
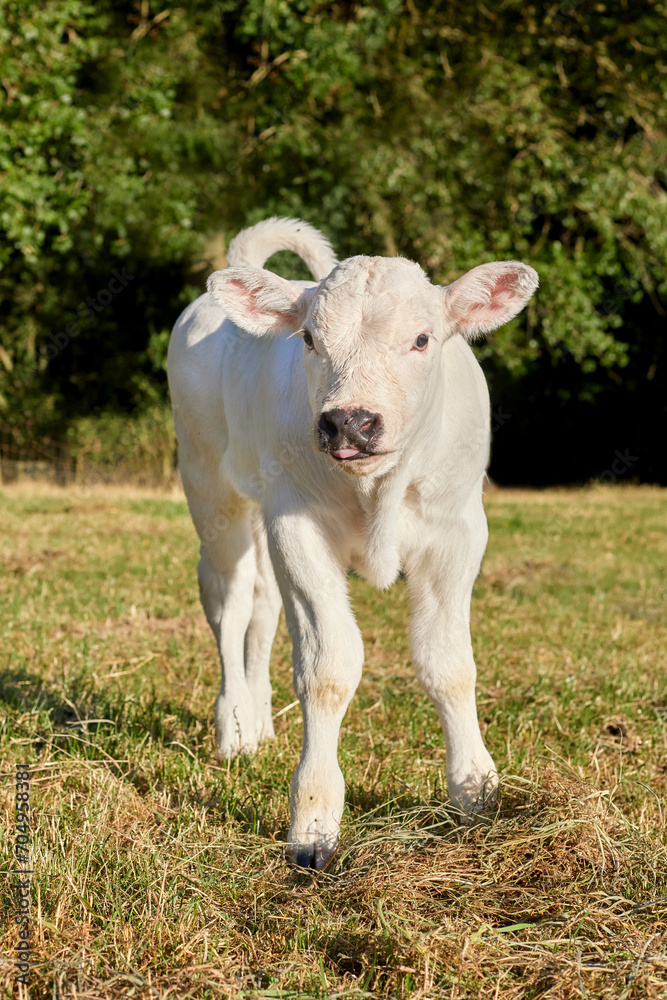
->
{"left": 226, "top": 216, "right": 338, "bottom": 280}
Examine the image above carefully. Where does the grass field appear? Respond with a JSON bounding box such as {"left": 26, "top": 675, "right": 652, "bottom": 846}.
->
{"left": 1, "top": 483, "right": 666, "bottom": 999}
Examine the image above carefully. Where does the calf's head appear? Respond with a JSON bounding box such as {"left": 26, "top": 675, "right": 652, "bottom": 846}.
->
{"left": 208, "top": 255, "right": 538, "bottom": 476}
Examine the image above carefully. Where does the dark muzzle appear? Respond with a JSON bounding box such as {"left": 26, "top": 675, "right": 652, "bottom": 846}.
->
{"left": 317, "top": 407, "right": 384, "bottom": 458}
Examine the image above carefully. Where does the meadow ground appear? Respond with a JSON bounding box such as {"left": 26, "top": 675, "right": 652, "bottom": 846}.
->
{"left": 1, "top": 483, "right": 666, "bottom": 999}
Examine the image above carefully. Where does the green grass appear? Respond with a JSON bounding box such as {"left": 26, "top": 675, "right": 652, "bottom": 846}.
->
{"left": 1, "top": 483, "right": 666, "bottom": 999}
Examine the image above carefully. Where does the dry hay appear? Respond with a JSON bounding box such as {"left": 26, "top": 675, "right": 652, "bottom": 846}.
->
{"left": 4, "top": 761, "right": 663, "bottom": 999}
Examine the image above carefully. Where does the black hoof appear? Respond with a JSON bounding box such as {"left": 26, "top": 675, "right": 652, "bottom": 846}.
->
{"left": 292, "top": 846, "right": 315, "bottom": 870}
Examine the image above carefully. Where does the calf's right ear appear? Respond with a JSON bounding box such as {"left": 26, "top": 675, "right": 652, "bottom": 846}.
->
{"left": 441, "top": 261, "right": 539, "bottom": 341}
{"left": 207, "top": 267, "right": 308, "bottom": 336}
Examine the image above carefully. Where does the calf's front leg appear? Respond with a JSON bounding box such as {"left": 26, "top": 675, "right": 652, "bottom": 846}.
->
{"left": 267, "top": 509, "right": 363, "bottom": 870}
{"left": 406, "top": 513, "right": 497, "bottom": 815}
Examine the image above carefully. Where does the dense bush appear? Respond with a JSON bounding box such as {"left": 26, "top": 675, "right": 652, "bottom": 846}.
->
{"left": 0, "top": 1, "right": 665, "bottom": 482}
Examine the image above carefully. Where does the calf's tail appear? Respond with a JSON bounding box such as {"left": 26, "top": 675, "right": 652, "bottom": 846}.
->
{"left": 226, "top": 216, "right": 338, "bottom": 281}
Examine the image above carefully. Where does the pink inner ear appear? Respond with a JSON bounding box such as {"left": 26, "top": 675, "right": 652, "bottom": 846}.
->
{"left": 226, "top": 278, "right": 297, "bottom": 324}
{"left": 227, "top": 278, "right": 260, "bottom": 318}
{"left": 492, "top": 272, "right": 521, "bottom": 295}
{"left": 489, "top": 273, "right": 522, "bottom": 310}
{"left": 469, "top": 273, "right": 521, "bottom": 316}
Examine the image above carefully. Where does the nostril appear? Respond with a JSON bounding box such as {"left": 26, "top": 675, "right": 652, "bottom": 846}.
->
{"left": 318, "top": 413, "right": 338, "bottom": 441}
{"left": 318, "top": 408, "right": 383, "bottom": 451}
{"left": 358, "top": 413, "right": 382, "bottom": 440}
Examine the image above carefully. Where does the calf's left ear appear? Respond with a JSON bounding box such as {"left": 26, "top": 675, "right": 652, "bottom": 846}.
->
{"left": 207, "top": 266, "right": 309, "bottom": 336}
{"left": 440, "top": 261, "right": 539, "bottom": 341}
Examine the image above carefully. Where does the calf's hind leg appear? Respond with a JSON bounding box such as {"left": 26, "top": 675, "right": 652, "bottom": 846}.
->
{"left": 243, "top": 516, "right": 282, "bottom": 743}
{"left": 192, "top": 494, "right": 259, "bottom": 758}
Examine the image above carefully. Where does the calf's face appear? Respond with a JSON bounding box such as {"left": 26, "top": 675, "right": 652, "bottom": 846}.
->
{"left": 301, "top": 257, "right": 443, "bottom": 475}
{"left": 208, "top": 254, "right": 538, "bottom": 476}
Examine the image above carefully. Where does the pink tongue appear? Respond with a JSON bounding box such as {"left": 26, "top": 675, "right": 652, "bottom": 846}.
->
{"left": 334, "top": 447, "right": 360, "bottom": 460}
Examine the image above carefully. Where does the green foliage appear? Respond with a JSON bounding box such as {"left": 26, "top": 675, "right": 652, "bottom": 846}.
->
{"left": 0, "top": 1, "right": 665, "bottom": 478}
{"left": 68, "top": 405, "right": 176, "bottom": 484}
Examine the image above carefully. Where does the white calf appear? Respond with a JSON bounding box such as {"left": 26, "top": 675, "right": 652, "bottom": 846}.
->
{"left": 167, "top": 217, "right": 538, "bottom": 869}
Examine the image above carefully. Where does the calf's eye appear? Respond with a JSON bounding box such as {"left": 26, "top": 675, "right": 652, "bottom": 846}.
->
{"left": 303, "top": 331, "right": 314, "bottom": 350}
{"left": 413, "top": 333, "right": 429, "bottom": 351}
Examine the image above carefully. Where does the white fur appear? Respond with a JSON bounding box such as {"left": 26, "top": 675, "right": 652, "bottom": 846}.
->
{"left": 168, "top": 218, "right": 539, "bottom": 870}
{"left": 227, "top": 215, "right": 338, "bottom": 279}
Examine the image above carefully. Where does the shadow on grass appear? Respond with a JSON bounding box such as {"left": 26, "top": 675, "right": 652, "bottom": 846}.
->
{"left": 1, "top": 663, "right": 292, "bottom": 836}
{"left": 0, "top": 663, "right": 206, "bottom": 754}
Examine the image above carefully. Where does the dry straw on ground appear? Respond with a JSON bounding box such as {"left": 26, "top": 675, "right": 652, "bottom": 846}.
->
{"left": 1, "top": 484, "right": 666, "bottom": 998}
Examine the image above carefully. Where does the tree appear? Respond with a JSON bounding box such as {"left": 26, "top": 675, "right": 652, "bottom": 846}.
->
{"left": 1, "top": 0, "right": 665, "bottom": 481}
